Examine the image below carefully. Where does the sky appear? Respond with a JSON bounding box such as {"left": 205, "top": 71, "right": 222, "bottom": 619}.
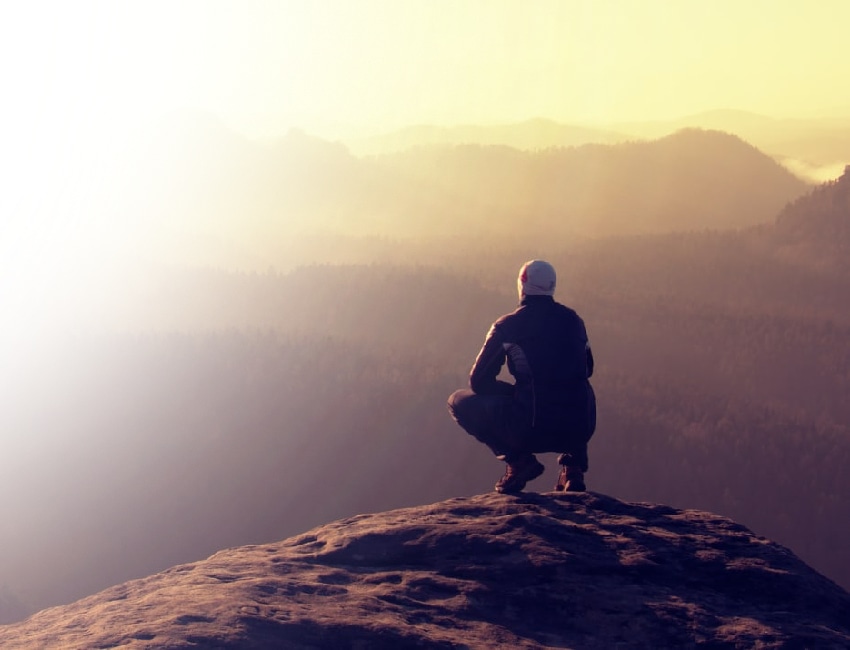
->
{"left": 3, "top": 0, "right": 850, "bottom": 143}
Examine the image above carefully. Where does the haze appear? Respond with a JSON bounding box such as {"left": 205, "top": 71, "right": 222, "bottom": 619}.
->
{"left": 3, "top": 1, "right": 850, "bottom": 139}
{"left": 2, "top": 0, "right": 850, "bottom": 626}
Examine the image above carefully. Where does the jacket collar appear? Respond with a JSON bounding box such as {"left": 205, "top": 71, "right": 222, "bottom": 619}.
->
{"left": 520, "top": 294, "right": 555, "bottom": 306}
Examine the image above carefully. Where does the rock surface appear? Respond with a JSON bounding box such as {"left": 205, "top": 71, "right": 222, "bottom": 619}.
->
{"left": 1, "top": 492, "right": 849, "bottom": 649}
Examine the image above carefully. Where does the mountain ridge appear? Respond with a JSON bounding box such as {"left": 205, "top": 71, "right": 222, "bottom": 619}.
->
{"left": 95, "top": 114, "right": 812, "bottom": 272}
{"left": 339, "top": 110, "right": 850, "bottom": 181}
{"left": 344, "top": 118, "right": 631, "bottom": 156}
{"left": 775, "top": 164, "right": 850, "bottom": 241}
{"left": 370, "top": 128, "right": 808, "bottom": 238}
{"left": 1, "top": 492, "right": 848, "bottom": 649}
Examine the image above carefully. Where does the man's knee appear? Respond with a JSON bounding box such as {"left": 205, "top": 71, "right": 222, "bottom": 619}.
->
{"left": 447, "top": 389, "right": 474, "bottom": 421}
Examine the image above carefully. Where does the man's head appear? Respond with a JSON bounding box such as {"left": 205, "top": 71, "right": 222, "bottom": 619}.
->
{"left": 518, "top": 259, "right": 556, "bottom": 300}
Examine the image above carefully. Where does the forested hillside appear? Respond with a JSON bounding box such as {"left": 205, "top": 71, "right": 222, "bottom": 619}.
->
{"left": 777, "top": 164, "right": 850, "bottom": 240}
{"left": 3, "top": 224, "right": 850, "bottom": 623}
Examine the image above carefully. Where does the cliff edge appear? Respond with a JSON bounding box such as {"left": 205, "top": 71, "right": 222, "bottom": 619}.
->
{"left": 1, "top": 492, "right": 848, "bottom": 649}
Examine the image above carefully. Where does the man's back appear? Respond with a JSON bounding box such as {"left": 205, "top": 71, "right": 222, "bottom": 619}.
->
{"left": 470, "top": 295, "right": 593, "bottom": 438}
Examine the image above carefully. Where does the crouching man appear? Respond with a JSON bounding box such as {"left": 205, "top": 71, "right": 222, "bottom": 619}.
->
{"left": 448, "top": 260, "right": 596, "bottom": 494}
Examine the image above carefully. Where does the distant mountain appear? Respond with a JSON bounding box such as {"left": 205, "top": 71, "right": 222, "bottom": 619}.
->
{"left": 764, "top": 164, "right": 850, "bottom": 271}
{"left": 373, "top": 128, "right": 809, "bottom": 238}
{"left": 614, "top": 110, "right": 850, "bottom": 180}
{"left": 344, "top": 118, "right": 631, "bottom": 155}
{"left": 342, "top": 111, "right": 850, "bottom": 183}
{"left": 775, "top": 164, "right": 850, "bottom": 242}
{"left": 615, "top": 109, "right": 784, "bottom": 140}
{"left": 108, "top": 114, "right": 811, "bottom": 271}
{"left": 2, "top": 492, "right": 848, "bottom": 648}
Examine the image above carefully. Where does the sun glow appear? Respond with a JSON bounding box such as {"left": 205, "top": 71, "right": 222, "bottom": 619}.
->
{"left": 3, "top": 0, "right": 850, "bottom": 333}
{"left": 4, "top": 1, "right": 850, "bottom": 140}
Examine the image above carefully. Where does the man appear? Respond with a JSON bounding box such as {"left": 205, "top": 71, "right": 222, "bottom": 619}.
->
{"left": 447, "top": 260, "right": 596, "bottom": 494}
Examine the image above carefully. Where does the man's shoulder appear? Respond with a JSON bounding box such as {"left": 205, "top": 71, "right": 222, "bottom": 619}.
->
{"left": 492, "top": 300, "right": 585, "bottom": 328}
{"left": 554, "top": 301, "right": 582, "bottom": 319}
{"left": 493, "top": 305, "right": 525, "bottom": 326}
{"left": 489, "top": 314, "right": 513, "bottom": 334}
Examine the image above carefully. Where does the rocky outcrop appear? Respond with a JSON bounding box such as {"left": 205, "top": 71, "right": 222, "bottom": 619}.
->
{"left": 2, "top": 492, "right": 848, "bottom": 649}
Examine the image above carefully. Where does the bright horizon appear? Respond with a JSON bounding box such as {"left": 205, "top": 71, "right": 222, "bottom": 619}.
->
{"left": 3, "top": 0, "right": 850, "bottom": 142}
{"left": 3, "top": 0, "right": 849, "bottom": 328}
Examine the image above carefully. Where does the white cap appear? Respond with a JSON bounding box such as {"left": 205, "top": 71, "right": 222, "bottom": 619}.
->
{"left": 518, "top": 259, "right": 556, "bottom": 299}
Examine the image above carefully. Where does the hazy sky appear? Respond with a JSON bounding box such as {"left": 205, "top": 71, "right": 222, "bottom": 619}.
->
{"left": 3, "top": 0, "right": 850, "bottom": 141}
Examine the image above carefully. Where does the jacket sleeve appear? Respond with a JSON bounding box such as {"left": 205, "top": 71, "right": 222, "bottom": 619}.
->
{"left": 586, "top": 342, "right": 594, "bottom": 379}
{"left": 469, "top": 324, "right": 514, "bottom": 396}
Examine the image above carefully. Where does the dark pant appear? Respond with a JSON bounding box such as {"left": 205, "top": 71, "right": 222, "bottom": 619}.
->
{"left": 447, "top": 389, "right": 525, "bottom": 459}
{"left": 447, "top": 388, "right": 592, "bottom": 470}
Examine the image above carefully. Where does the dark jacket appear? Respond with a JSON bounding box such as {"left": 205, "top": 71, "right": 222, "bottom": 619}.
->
{"left": 469, "top": 295, "right": 595, "bottom": 446}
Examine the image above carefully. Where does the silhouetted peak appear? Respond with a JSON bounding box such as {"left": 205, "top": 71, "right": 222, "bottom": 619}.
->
{"left": 1, "top": 493, "right": 847, "bottom": 648}
{"left": 658, "top": 127, "right": 758, "bottom": 152}
{"left": 775, "top": 164, "right": 850, "bottom": 245}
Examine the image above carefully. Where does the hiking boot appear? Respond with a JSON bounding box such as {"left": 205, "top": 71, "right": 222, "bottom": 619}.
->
{"left": 555, "top": 464, "right": 586, "bottom": 492}
{"left": 495, "top": 454, "right": 545, "bottom": 494}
